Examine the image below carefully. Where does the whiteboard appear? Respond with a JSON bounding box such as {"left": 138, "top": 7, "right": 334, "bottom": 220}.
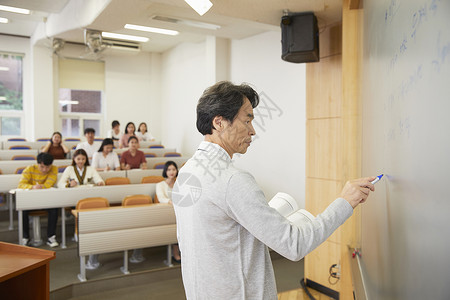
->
{"left": 361, "top": 0, "right": 450, "bottom": 299}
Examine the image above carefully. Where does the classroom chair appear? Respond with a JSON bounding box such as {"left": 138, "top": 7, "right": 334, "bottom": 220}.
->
{"left": 15, "top": 167, "right": 27, "bottom": 174}
{"left": 7, "top": 138, "right": 26, "bottom": 141}
{"left": 105, "top": 177, "right": 130, "bottom": 186}
{"left": 122, "top": 194, "right": 152, "bottom": 206}
{"left": 153, "top": 162, "right": 166, "bottom": 169}
{"left": 36, "top": 138, "right": 50, "bottom": 142}
{"left": 64, "top": 138, "right": 81, "bottom": 142}
{"left": 163, "top": 152, "right": 181, "bottom": 157}
{"left": 141, "top": 176, "right": 164, "bottom": 184}
{"left": 74, "top": 197, "right": 109, "bottom": 269}
{"left": 12, "top": 155, "right": 37, "bottom": 160}
{"left": 122, "top": 194, "right": 153, "bottom": 263}
{"left": 149, "top": 145, "right": 164, "bottom": 149}
{"left": 72, "top": 145, "right": 77, "bottom": 150}
{"left": 144, "top": 153, "right": 156, "bottom": 158}
{"left": 58, "top": 165, "right": 68, "bottom": 173}
{"left": 9, "top": 145, "right": 31, "bottom": 150}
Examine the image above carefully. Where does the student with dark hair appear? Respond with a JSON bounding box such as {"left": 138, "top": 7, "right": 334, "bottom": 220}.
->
{"left": 119, "top": 122, "right": 141, "bottom": 148}
{"left": 76, "top": 128, "right": 100, "bottom": 159}
{"left": 157, "top": 161, "right": 181, "bottom": 262}
{"left": 136, "top": 122, "right": 155, "bottom": 141}
{"left": 57, "top": 149, "right": 105, "bottom": 188}
{"left": 119, "top": 136, "right": 147, "bottom": 170}
{"left": 17, "top": 152, "right": 59, "bottom": 247}
{"left": 41, "top": 131, "right": 69, "bottom": 159}
{"left": 106, "top": 120, "right": 122, "bottom": 141}
{"left": 173, "top": 81, "right": 376, "bottom": 299}
{"left": 92, "top": 138, "right": 120, "bottom": 171}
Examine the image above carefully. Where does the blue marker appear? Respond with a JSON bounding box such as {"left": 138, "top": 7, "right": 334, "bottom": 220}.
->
{"left": 371, "top": 174, "right": 383, "bottom": 184}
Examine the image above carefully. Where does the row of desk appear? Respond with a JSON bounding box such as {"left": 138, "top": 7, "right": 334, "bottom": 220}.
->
{"left": 0, "top": 169, "right": 164, "bottom": 232}
{"left": 0, "top": 147, "right": 177, "bottom": 161}
{"left": 0, "top": 156, "right": 187, "bottom": 174}
{"left": 0, "top": 140, "right": 162, "bottom": 150}
{"left": 12, "top": 183, "right": 158, "bottom": 249}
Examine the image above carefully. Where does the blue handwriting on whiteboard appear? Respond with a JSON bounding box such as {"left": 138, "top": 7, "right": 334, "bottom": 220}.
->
{"left": 432, "top": 32, "right": 450, "bottom": 73}
{"left": 385, "top": 0, "right": 400, "bottom": 24}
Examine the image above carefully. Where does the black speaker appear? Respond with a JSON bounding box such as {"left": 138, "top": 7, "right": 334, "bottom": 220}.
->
{"left": 281, "top": 12, "right": 319, "bottom": 63}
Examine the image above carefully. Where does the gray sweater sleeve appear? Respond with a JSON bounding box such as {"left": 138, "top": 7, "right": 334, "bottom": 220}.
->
{"left": 225, "top": 171, "right": 353, "bottom": 261}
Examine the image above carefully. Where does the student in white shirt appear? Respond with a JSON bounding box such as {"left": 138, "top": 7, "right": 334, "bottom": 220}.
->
{"left": 76, "top": 128, "right": 100, "bottom": 160}
{"left": 106, "top": 120, "right": 123, "bottom": 141}
{"left": 157, "top": 161, "right": 181, "bottom": 262}
{"left": 136, "top": 122, "right": 155, "bottom": 141}
{"left": 57, "top": 149, "right": 105, "bottom": 188}
{"left": 92, "top": 138, "right": 120, "bottom": 171}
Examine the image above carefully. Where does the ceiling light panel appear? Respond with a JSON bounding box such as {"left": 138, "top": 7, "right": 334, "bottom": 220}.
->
{"left": 0, "top": 5, "right": 30, "bottom": 15}
{"left": 125, "top": 24, "right": 179, "bottom": 36}
{"left": 101, "top": 32, "right": 149, "bottom": 43}
{"left": 152, "top": 16, "right": 220, "bottom": 30}
{"left": 184, "top": 0, "right": 213, "bottom": 16}
{"left": 0, "top": 17, "right": 8, "bottom": 24}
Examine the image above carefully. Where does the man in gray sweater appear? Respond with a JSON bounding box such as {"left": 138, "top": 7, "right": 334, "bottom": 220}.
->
{"left": 172, "top": 81, "right": 375, "bottom": 300}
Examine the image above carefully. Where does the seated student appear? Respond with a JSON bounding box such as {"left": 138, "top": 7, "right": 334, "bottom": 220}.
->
{"left": 57, "top": 149, "right": 105, "bottom": 188}
{"left": 130, "top": 161, "right": 180, "bottom": 264}
{"left": 136, "top": 122, "right": 155, "bottom": 142}
{"left": 17, "top": 152, "right": 59, "bottom": 247}
{"left": 76, "top": 128, "right": 100, "bottom": 160}
{"left": 119, "top": 122, "right": 141, "bottom": 149}
{"left": 120, "top": 136, "right": 147, "bottom": 170}
{"left": 92, "top": 138, "right": 120, "bottom": 171}
{"left": 156, "top": 161, "right": 181, "bottom": 262}
{"left": 106, "top": 120, "right": 122, "bottom": 141}
{"left": 41, "top": 132, "right": 69, "bottom": 159}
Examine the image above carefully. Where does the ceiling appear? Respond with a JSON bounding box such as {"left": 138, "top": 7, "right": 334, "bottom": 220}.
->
{"left": 0, "top": 0, "right": 343, "bottom": 53}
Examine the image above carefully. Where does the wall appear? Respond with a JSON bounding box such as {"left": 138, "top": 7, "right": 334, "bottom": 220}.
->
{"left": 230, "top": 31, "right": 306, "bottom": 205}
{"left": 160, "top": 41, "right": 208, "bottom": 156}
{"left": 105, "top": 51, "right": 162, "bottom": 140}
{"left": 159, "top": 31, "right": 307, "bottom": 206}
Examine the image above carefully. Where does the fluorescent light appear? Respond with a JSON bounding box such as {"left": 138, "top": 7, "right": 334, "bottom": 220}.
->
{"left": 0, "top": 96, "right": 7, "bottom": 101}
{"left": 185, "top": 0, "right": 213, "bottom": 16}
{"left": 102, "top": 32, "right": 149, "bottom": 43}
{"left": 0, "top": 5, "right": 30, "bottom": 15}
{"left": 125, "top": 24, "right": 179, "bottom": 36}
{"left": 0, "top": 67, "right": 9, "bottom": 71}
{"left": 0, "top": 17, "right": 8, "bottom": 24}
{"left": 59, "top": 100, "right": 79, "bottom": 105}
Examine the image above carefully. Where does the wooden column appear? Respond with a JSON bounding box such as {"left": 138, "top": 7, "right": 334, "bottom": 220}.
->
{"left": 305, "top": 1, "right": 363, "bottom": 298}
{"left": 341, "top": 0, "right": 363, "bottom": 299}
{"left": 305, "top": 22, "right": 343, "bottom": 292}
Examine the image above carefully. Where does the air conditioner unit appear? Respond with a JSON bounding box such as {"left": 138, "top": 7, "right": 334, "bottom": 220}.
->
{"left": 104, "top": 39, "right": 141, "bottom": 52}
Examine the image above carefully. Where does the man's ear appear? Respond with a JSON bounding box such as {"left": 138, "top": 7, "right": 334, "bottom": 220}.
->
{"left": 212, "top": 116, "right": 224, "bottom": 132}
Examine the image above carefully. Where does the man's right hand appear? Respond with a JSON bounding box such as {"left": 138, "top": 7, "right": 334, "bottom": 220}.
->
{"left": 340, "top": 177, "right": 376, "bottom": 208}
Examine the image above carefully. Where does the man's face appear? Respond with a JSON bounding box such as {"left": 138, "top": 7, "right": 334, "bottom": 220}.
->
{"left": 85, "top": 132, "right": 95, "bottom": 144}
{"left": 38, "top": 163, "right": 52, "bottom": 174}
{"left": 220, "top": 98, "right": 255, "bottom": 156}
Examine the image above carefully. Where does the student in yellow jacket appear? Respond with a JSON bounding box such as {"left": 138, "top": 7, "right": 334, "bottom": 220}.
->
{"left": 17, "top": 152, "right": 59, "bottom": 247}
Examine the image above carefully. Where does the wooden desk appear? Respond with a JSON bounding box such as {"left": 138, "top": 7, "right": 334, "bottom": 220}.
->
{"left": 0, "top": 242, "right": 55, "bottom": 299}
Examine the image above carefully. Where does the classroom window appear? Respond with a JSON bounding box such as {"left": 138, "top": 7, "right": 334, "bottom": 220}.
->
{"left": 0, "top": 116, "right": 21, "bottom": 136}
{"left": 0, "top": 52, "right": 24, "bottom": 136}
{"left": 58, "top": 58, "right": 105, "bottom": 137}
